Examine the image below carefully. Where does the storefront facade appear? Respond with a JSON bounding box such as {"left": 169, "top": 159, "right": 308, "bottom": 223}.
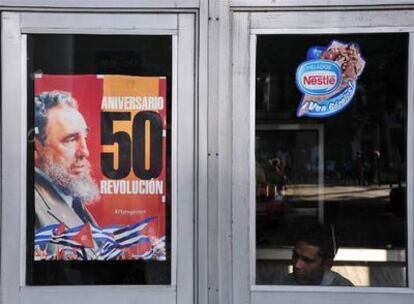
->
{"left": 1, "top": 1, "right": 414, "bottom": 304}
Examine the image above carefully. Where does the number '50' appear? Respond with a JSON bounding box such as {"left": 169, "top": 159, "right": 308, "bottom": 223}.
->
{"left": 101, "top": 111, "right": 163, "bottom": 180}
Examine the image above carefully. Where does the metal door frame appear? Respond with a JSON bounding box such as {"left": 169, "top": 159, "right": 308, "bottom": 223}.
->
{"left": 231, "top": 9, "right": 414, "bottom": 304}
{"left": 1, "top": 11, "right": 196, "bottom": 304}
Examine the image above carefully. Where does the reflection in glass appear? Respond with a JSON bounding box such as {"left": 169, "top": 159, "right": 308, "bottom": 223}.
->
{"left": 255, "top": 33, "right": 407, "bottom": 287}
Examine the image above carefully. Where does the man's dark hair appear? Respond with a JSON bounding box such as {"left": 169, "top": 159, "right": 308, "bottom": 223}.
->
{"left": 295, "top": 224, "right": 336, "bottom": 260}
{"left": 34, "top": 90, "right": 78, "bottom": 144}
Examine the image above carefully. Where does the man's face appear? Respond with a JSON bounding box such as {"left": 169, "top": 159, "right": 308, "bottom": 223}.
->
{"left": 292, "top": 241, "right": 328, "bottom": 285}
{"left": 38, "top": 104, "right": 89, "bottom": 175}
{"left": 35, "top": 104, "right": 98, "bottom": 201}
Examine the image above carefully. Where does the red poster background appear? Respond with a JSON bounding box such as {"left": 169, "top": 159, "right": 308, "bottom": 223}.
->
{"left": 34, "top": 75, "right": 166, "bottom": 239}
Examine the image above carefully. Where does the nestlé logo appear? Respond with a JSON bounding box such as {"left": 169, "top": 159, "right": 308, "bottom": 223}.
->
{"left": 296, "top": 59, "right": 342, "bottom": 96}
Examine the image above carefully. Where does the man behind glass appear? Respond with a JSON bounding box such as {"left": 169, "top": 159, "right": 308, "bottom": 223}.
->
{"left": 283, "top": 224, "right": 353, "bottom": 286}
{"left": 34, "top": 90, "right": 100, "bottom": 229}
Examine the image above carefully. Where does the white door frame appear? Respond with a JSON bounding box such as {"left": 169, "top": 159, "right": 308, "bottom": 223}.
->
{"left": 232, "top": 9, "right": 414, "bottom": 304}
{"left": 1, "top": 11, "right": 196, "bottom": 304}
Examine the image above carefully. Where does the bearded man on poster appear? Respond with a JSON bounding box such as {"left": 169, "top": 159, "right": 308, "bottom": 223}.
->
{"left": 34, "top": 90, "right": 100, "bottom": 229}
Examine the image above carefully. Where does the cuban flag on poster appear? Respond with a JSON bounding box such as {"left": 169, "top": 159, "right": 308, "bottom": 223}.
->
{"left": 34, "top": 217, "right": 164, "bottom": 261}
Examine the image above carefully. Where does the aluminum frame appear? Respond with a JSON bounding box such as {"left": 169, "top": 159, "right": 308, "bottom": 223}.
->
{"left": 231, "top": 0, "right": 414, "bottom": 7}
{"left": 1, "top": 11, "right": 196, "bottom": 304}
{"left": 0, "top": 0, "right": 199, "bottom": 8}
{"left": 232, "top": 9, "right": 414, "bottom": 304}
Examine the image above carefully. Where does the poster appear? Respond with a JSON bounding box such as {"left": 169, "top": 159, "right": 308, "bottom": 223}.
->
{"left": 296, "top": 40, "right": 366, "bottom": 118}
{"left": 33, "top": 75, "right": 167, "bottom": 261}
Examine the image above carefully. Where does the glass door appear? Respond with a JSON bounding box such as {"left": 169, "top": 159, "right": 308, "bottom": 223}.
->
{"left": 2, "top": 11, "right": 195, "bottom": 304}
{"left": 232, "top": 9, "right": 414, "bottom": 304}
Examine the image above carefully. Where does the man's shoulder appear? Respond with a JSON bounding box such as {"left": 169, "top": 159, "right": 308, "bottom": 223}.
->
{"left": 34, "top": 170, "right": 68, "bottom": 208}
{"left": 35, "top": 169, "right": 55, "bottom": 190}
{"left": 321, "top": 270, "right": 354, "bottom": 286}
{"left": 282, "top": 273, "right": 298, "bottom": 285}
{"left": 282, "top": 271, "right": 353, "bottom": 286}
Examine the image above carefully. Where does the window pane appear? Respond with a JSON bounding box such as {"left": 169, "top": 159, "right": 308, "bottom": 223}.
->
{"left": 27, "top": 35, "right": 172, "bottom": 285}
{"left": 255, "top": 33, "right": 407, "bottom": 287}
